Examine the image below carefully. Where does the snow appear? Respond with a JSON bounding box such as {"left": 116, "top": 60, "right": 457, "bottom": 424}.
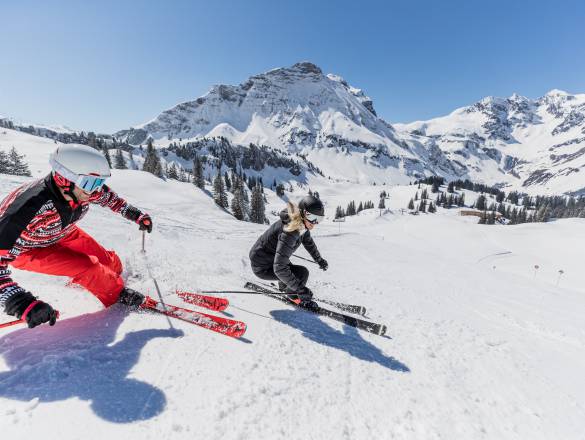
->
{"left": 1, "top": 129, "right": 585, "bottom": 439}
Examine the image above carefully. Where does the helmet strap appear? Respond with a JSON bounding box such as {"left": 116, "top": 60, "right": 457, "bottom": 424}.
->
{"left": 53, "top": 172, "right": 80, "bottom": 208}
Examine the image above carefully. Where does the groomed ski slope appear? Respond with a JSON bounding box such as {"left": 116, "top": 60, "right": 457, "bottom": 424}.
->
{"left": 1, "top": 131, "right": 585, "bottom": 439}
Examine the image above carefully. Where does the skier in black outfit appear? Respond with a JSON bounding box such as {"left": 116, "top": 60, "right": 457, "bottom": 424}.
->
{"left": 249, "top": 195, "right": 328, "bottom": 306}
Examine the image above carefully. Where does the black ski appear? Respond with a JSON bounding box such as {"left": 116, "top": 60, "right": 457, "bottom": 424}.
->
{"left": 256, "top": 281, "right": 367, "bottom": 316}
{"left": 245, "top": 282, "right": 387, "bottom": 336}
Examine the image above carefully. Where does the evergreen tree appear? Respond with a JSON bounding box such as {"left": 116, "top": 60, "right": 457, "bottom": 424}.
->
{"left": 357, "top": 201, "right": 364, "bottom": 213}
{"left": 102, "top": 146, "right": 112, "bottom": 168}
{"left": 414, "top": 192, "right": 419, "bottom": 201}
{"left": 475, "top": 194, "right": 487, "bottom": 210}
{"left": 231, "top": 185, "right": 246, "bottom": 220}
{"left": 114, "top": 149, "right": 127, "bottom": 169}
{"left": 167, "top": 162, "right": 179, "bottom": 180}
{"left": 335, "top": 205, "right": 345, "bottom": 219}
{"left": 447, "top": 181, "right": 455, "bottom": 193}
{"left": 0, "top": 150, "right": 8, "bottom": 173}
{"left": 213, "top": 170, "right": 229, "bottom": 209}
{"left": 378, "top": 197, "right": 385, "bottom": 209}
{"left": 458, "top": 193, "right": 465, "bottom": 207}
{"left": 192, "top": 156, "right": 205, "bottom": 189}
{"left": 408, "top": 198, "right": 415, "bottom": 210}
{"left": 428, "top": 202, "right": 436, "bottom": 213}
{"left": 276, "top": 183, "right": 285, "bottom": 197}
{"left": 6, "top": 147, "right": 31, "bottom": 176}
{"left": 250, "top": 184, "right": 266, "bottom": 224}
{"left": 143, "top": 140, "right": 163, "bottom": 177}
{"left": 224, "top": 171, "right": 231, "bottom": 191}
{"left": 419, "top": 200, "right": 426, "bottom": 213}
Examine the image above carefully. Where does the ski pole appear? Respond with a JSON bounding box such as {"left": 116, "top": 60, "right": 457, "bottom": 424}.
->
{"left": 0, "top": 310, "right": 61, "bottom": 329}
{"left": 292, "top": 254, "right": 318, "bottom": 265}
{"left": 140, "top": 232, "right": 175, "bottom": 329}
{"left": 200, "top": 290, "right": 312, "bottom": 299}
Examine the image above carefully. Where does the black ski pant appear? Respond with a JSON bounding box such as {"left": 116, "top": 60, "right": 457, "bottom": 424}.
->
{"left": 252, "top": 264, "right": 309, "bottom": 291}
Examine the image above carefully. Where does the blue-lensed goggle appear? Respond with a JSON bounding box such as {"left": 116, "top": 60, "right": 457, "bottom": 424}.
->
{"left": 76, "top": 175, "right": 106, "bottom": 193}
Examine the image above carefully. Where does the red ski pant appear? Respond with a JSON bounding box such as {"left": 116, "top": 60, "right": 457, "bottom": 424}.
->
{"left": 11, "top": 227, "right": 124, "bottom": 307}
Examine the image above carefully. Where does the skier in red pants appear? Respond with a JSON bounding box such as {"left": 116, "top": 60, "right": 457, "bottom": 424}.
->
{"left": 0, "top": 144, "right": 152, "bottom": 329}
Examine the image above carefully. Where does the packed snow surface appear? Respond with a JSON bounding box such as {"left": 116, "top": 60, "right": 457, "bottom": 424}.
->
{"left": 1, "top": 129, "right": 584, "bottom": 439}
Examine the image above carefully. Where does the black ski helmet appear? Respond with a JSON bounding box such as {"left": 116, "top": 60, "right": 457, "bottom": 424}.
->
{"left": 299, "top": 195, "right": 324, "bottom": 217}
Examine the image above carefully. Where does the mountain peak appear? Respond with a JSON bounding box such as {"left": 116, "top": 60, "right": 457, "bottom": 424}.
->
{"left": 545, "top": 89, "right": 570, "bottom": 97}
{"left": 290, "top": 61, "right": 323, "bottom": 75}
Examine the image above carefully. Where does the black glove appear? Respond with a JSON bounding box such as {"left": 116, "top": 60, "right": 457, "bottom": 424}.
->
{"left": 317, "top": 258, "right": 328, "bottom": 271}
{"left": 4, "top": 291, "right": 57, "bottom": 328}
{"left": 118, "top": 287, "right": 145, "bottom": 306}
{"left": 25, "top": 302, "right": 58, "bottom": 328}
{"left": 298, "top": 286, "right": 313, "bottom": 300}
{"left": 137, "top": 213, "right": 153, "bottom": 233}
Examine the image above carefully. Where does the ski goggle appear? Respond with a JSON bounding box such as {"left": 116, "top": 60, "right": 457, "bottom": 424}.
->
{"left": 304, "top": 212, "right": 324, "bottom": 225}
{"left": 76, "top": 175, "right": 107, "bottom": 193}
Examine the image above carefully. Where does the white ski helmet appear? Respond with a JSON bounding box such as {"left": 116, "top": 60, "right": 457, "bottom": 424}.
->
{"left": 50, "top": 144, "right": 111, "bottom": 193}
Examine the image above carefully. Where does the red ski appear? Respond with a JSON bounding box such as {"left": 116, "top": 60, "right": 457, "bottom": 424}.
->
{"left": 140, "top": 296, "right": 246, "bottom": 338}
{"left": 176, "top": 290, "right": 229, "bottom": 312}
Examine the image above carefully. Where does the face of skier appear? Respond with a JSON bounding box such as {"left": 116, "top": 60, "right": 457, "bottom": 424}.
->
{"left": 72, "top": 185, "right": 93, "bottom": 202}
{"left": 303, "top": 218, "right": 316, "bottom": 230}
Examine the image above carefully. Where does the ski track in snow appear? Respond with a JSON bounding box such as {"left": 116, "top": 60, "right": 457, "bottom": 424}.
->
{"left": 1, "top": 132, "right": 585, "bottom": 439}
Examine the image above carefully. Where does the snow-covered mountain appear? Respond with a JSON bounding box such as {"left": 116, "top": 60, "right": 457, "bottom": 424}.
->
{"left": 115, "top": 62, "right": 458, "bottom": 185}
{"left": 396, "top": 90, "right": 585, "bottom": 194}
{"left": 116, "top": 63, "right": 585, "bottom": 194}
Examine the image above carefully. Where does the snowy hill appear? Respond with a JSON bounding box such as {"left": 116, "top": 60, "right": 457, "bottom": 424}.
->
{"left": 396, "top": 90, "right": 585, "bottom": 194}
{"left": 1, "top": 129, "right": 585, "bottom": 439}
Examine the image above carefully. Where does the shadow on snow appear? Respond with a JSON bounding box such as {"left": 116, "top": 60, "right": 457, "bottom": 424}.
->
{"left": 0, "top": 306, "right": 183, "bottom": 423}
{"left": 270, "top": 309, "right": 410, "bottom": 373}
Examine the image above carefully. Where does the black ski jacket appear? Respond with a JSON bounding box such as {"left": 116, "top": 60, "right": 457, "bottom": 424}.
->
{"left": 249, "top": 210, "right": 321, "bottom": 291}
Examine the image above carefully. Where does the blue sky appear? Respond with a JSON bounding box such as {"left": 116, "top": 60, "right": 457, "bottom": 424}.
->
{"left": 1, "top": 0, "right": 584, "bottom": 133}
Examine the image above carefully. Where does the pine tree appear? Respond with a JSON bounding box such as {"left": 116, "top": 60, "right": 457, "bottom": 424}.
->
{"left": 250, "top": 184, "right": 266, "bottom": 224}
{"left": 447, "top": 181, "right": 455, "bottom": 193}
{"left": 114, "top": 149, "right": 127, "bottom": 169}
{"left": 419, "top": 200, "right": 426, "bottom": 213}
{"left": 6, "top": 147, "right": 31, "bottom": 176}
{"left": 475, "top": 194, "right": 486, "bottom": 210}
{"left": 357, "top": 202, "right": 364, "bottom": 213}
{"left": 408, "top": 198, "right": 415, "bottom": 210}
{"left": 0, "top": 150, "right": 8, "bottom": 173}
{"left": 102, "top": 146, "right": 112, "bottom": 168}
{"left": 335, "top": 205, "right": 345, "bottom": 219}
{"left": 276, "top": 183, "right": 285, "bottom": 197}
{"left": 224, "top": 171, "right": 231, "bottom": 191}
{"left": 458, "top": 193, "right": 465, "bottom": 207}
{"left": 213, "top": 170, "right": 229, "bottom": 209}
{"left": 414, "top": 192, "right": 419, "bottom": 201}
{"left": 231, "top": 185, "right": 245, "bottom": 220}
{"left": 378, "top": 197, "right": 385, "bottom": 209}
{"left": 167, "top": 162, "right": 179, "bottom": 180}
{"left": 193, "top": 156, "right": 205, "bottom": 189}
{"left": 143, "top": 140, "right": 163, "bottom": 177}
